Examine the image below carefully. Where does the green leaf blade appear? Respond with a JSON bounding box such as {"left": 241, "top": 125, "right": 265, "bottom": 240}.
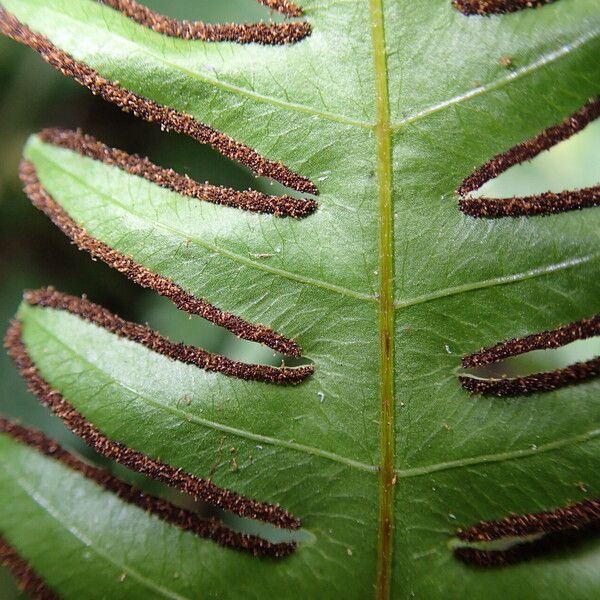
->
{"left": 0, "top": 430, "right": 378, "bottom": 599}
{"left": 1, "top": 0, "right": 600, "bottom": 596}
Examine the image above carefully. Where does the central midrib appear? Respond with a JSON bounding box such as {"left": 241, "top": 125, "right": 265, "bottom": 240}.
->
{"left": 369, "top": 1, "right": 395, "bottom": 599}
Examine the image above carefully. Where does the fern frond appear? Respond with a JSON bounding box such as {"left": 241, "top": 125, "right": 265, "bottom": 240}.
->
{"left": 0, "top": 0, "right": 599, "bottom": 598}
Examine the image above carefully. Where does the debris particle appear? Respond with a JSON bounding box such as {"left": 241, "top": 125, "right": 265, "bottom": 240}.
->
{"left": 251, "top": 253, "right": 275, "bottom": 259}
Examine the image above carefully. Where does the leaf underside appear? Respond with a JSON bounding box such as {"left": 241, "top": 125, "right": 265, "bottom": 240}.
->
{"left": 0, "top": 0, "right": 599, "bottom": 598}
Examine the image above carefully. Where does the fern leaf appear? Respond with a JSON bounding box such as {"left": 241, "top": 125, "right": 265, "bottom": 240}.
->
{"left": 1, "top": 0, "right": 600, "bottom": 598}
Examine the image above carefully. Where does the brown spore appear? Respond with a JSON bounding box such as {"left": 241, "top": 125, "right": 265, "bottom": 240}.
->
{"left": 0, "top": 418, "right": 295, "bottom": 557}
{"left": 19, "top": 160, "right": 304, "bottom": 357}
{"left": 96, "top": 0, "right": 310, "bottom": 45}
{"left": 0, "top": 536, "right": 57, "bottom": 600}
{"left": 458, "top": 98, "right": 600, "bottom": 217}
{"left": 455, "top": 522, "right": 600, "bottom": 567}
{"left": 38, "top": 128, "right": 317, "bottom": 218}
{"left": 23, "top": 287, "right": 312, "bottom": 385}
{"left": 460, "top": 357, "right": 600, "bottom": 396}
{"left": 257, "top": 0, "right": 304, "bottom": 17}
{"left": 455, "top": 498, "right": 600, "bottom": 566}
{"left": 3, "top": 321, "right": 301, "bottom": 530}
{"left": 0, "top": 7, "right": 317, "bottom": 194}
{"left": 459, "top": 186, "right": 600, "bottom": 218}
{"left": 460, "top": 315, "right": 600, "bottom": 396}
{"left": 452, "top": 0, "right": 556, "bottom": 15}
{"left": 457, "top": 498, "right": 600, "bottom": 542}
{"left": 462, "top": 315, "right": 600, "bottom": 367}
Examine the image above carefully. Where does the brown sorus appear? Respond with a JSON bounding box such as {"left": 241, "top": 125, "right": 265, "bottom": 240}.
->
{"left": 455, "top": 498, "right": 600, "bottom": 566}
{"left": 459, "top": 186, "right": 600, "bottom": 218}
{"left": 462, "top": 315, "right": 600, "bottom": 367}
{"left": 0, "top": 418, "right": 295, "bottom": 557}
{"left": 455, "top": 523, "right": 600, "bottom": 567}
{"left": 453, "top": 0, "right": 556, "bottom": 15}
{"left": 38, "top": 129, "right": 317, "bottom": 218}
{"left": 458, "top": 97, "right": 600, "bottom": 217}
{"left": 460, "top": 314, "right": 600, "bottom": 396}
{"left": 4, "top": 321, "right": 301, "bottom": 530}
{"left": 23, "top": 287, "right": 313, "bottom": 385}
{"left": 458, "top": 498, "right": 600, "bottom": 542}
{"left": 257, "top": 0, "right": 304, "bottom": 17}
{"left": 19, "top": 160, "right": 304, "bottom": 357}
{"left": 0, "top": 7, "right": 317, "bottom": 194}
{"left": 0, "top": 535, "right": 57, "bottom": 600}
{"left": 460, "top": 357, "right": 600, "bottom": 396}
{"left": 97, "top": 0, "right": 310, "bottom": 45}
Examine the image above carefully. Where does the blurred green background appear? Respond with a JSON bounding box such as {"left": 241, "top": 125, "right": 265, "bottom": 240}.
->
{"left": 0, "top": 1, "right": 598, "bottom": 596}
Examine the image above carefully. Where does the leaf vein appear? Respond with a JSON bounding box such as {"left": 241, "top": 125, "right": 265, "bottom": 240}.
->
{"left": 28, "top": 311, "right": 378, "bottom": 473}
